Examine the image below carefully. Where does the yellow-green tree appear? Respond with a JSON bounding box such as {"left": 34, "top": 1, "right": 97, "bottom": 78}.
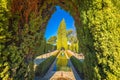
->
{"left": 57, "top": 19, "right": 68, "bottom": 50}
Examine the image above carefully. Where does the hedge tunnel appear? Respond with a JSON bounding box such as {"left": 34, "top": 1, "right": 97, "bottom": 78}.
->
{"left": 0, "top": 0, "right": 120, "bottom": 80}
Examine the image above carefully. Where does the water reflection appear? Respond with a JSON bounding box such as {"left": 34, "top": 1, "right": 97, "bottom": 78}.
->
{"left": 53, "top": 52, "right": 71, "bottom": 71}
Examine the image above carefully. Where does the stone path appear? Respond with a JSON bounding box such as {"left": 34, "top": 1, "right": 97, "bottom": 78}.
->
{"left": 50, "top": 71, "right": 76, "bottom": 80}
{"left": 67, "top": 50, "right": 84, "bottom": 60}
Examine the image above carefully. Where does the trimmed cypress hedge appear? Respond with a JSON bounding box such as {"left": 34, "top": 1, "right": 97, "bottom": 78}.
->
{"left": 70, "top": 56, "right": 84, "bottom": 79}
{"left": 35, "top": 52, "right": 58, "bottom": 77}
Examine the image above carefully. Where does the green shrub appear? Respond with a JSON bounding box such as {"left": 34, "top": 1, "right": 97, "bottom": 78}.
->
{"left": 35, "top": 52, "right": 58, "bottom": 77}
{"left": 70, "top": 56, "right": 84, "bottom": 79}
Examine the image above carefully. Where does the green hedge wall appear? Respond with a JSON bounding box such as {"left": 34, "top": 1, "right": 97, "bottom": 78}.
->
{"left": 35, "top": 52, "right": 58, "bottom": 77}
{"left": 70, "top": 56, "right": 84, "bottom": 79}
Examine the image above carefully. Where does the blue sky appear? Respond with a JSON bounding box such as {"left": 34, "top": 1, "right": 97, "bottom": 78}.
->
{"left": 44, "top": 6, "right": 76, "bottom": 40}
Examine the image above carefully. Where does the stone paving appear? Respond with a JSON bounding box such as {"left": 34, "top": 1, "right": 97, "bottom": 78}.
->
{"left": 50, "top": 71, "right": 76, "bottom": 80}
{"left": 66, "top": 50, "right": 84, "bottom": 60}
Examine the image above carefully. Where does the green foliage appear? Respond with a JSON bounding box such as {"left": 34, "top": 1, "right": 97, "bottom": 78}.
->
{"left": 70, "top": 56, "right": 84, "bottom": 79}
{"left": 67, "top": 30, "right": 79, "bottom": 52}
{"left": 39, "top": 38, "right": 46, "bottom": 54}
{"left": 35, "top": 52, "right": 58, "bottom": 77}
{"left": 35, "top": 56, "right": 55, "bottom": 76}
{"left": 66, "top": 29, "right": 73, "bottom": 37}
{"left": 57, "top": 19, "right": 68, "bottom": 50}
{"left": 77, "top": 0, "right": 120, "bottom": 79}
{"left": 45, "top": 43, "right": 56, "bottom": 53}
{"left": 0, "top": 0, "right": 13, "bottom": 80}
{"left": 0, "top": 1, "right": 50, "bottom": 79}
{"left": 47, "top": 36, "right": 57, "bottom": 45}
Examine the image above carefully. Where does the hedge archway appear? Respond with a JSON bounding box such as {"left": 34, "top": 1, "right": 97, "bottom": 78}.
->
{"left": 1, "top": 0, "right": 120, "bottom": 80}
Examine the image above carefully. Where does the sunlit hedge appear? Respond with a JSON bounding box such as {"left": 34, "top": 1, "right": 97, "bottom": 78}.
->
{"left": 70, "top": 56, "right": 84, "bottom": 79}
{"left": 35, "top": 52, "right": 58, "bottom": 77}
{"left": 67, "top": 51, "right": 84, "bottom": 79}
{"left": 77, "top": 0, "right": 120, "bottom": 79}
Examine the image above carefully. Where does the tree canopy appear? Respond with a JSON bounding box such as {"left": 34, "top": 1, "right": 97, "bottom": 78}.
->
{"left": 67, "top": 30, "right": 79, "bottom": 52}
{"left": 47, "top": 36, "right": 57, "bottom": 45}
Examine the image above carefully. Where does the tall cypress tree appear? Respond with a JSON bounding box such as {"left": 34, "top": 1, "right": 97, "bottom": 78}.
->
{"left": 57, "top": 19, "right": 68, "bottom": 50}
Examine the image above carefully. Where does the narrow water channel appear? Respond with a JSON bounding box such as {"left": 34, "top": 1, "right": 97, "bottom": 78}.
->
{"left": 53, "top": 51, "right": 71, "bottom": 71}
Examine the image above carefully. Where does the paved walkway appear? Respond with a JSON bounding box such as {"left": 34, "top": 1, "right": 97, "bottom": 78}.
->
{"left": 50, "top": 71, "right": 76, "bottom": 80}
{"left": 67, "top": 50, "right": 84, "bottom": 60}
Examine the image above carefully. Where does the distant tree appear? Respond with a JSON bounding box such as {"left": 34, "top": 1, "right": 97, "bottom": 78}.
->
{"left": 47, "top": 36, "right": 57, "bottom": 45}
{"left": 57, "top": 19, "right": 68, "bottom": 50}
{"left": 66, "top": 29, "right": 73, "bottom": 37}
{"left": 67, "top": 29, "right": 79, "bottom": 52}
